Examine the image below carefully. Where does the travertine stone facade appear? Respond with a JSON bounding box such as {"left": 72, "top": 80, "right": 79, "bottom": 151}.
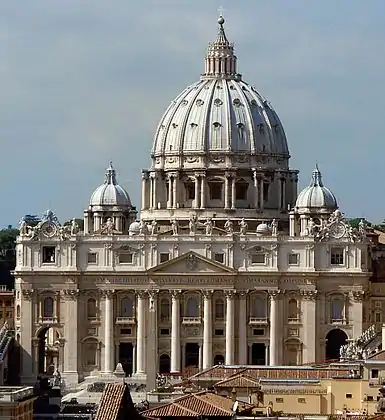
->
{"left": 14, "top": 16, "right": 372, "bottom": 387}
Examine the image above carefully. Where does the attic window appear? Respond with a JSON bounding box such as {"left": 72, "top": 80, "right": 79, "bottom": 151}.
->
{"left": 213, "top": 122, "right": 221, "bottom": 129}
{"left": 160, "top": 253, "right": 170, "bottom": 263}
{"left": 118, "top": 253, "right": 133, "bottom": 264}
{"left": 251, "top": 253, "right": 265, "bottom": 265}
{"left": 42, "top": 246, "right": 56, "bottom": 264}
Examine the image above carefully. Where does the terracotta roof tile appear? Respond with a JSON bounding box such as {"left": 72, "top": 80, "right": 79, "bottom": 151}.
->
{"left": 368, "top": 350, "right": 385, "bottom": 360}
{"left": 215, "top": 373, "right": 260, "bottom": 389}
{"left": 94, "top": 383, "right": 126, "bottom": 420}
{"left": 141, "top": 391, "right": 253, "bottom": 418}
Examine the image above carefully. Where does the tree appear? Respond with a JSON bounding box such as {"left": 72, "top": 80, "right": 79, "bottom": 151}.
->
{"left": 0, "top": 226, "right": 18, "bottom": 290}
{"left": 347, "top": 218, "right": 371, "bottom": 229}
{"left": 64, "top": 218, "right": 84, "bottom": 231}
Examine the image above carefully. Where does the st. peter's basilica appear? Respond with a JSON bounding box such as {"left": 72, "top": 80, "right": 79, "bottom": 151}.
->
{"left": 13, "top": 16, "right": 376, "bottom": 387}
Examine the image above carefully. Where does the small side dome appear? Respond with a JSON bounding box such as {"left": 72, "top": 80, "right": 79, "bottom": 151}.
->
{"left": 89, "top": 162, "right": 131, "bottom": 210}
{"left": 295, "top": 165, "right": 337, "bottom": 212}
{"left": 256, "top": 222, "right": 270, "bottom": 235}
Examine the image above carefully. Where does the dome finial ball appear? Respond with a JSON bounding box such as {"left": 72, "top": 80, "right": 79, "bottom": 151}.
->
{"left": 218, "top": 15, "right": 225, "bottom": 25}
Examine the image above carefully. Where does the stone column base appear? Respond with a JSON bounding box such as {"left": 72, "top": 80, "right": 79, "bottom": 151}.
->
{"left": 62, "top": 371, "right": 79, "bottom": 389}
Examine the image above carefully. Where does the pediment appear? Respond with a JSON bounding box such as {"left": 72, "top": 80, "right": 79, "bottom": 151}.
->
{"left": 149, "top": 251, "right": 235, "bottom": 274}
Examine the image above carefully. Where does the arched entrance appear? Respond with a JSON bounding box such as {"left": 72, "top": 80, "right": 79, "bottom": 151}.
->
{"left": 185, "top": 343, "right": 199, "bottom": 368}
{"left": 214, "top": 354, "right": 224, "bottom": 365}
{"left": 326, "top": 329, "right": 348, "bottom": 360}
{"left": 159, "top": 354, "right": 171, "bottom": 374}
{"left": 37, "top": 327, "right": 61, "bottom": 374}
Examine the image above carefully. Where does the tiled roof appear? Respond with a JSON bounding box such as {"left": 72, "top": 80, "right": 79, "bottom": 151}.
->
{"left": 141, "top": 391, "right": 253, "bottom": 418}
{"left": 190, "top": 365, "right": 352, "bottom": 381}
{"left": 94, "top": 382, "right": 144, "bottom": 420}
{"left": 368, "top": 350, "right": 385, "bottom": 360}
{"left": 215, "top": 373, "right": 260, "bottom": 389}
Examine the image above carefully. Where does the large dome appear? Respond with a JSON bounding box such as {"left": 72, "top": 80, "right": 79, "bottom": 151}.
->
{"left": 151, "top": 16, "right": 289, "bottom": 171}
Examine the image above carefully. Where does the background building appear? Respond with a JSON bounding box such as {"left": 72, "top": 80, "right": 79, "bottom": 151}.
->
{"left": 14, "top": 16, "right": 372, "bottom": 388}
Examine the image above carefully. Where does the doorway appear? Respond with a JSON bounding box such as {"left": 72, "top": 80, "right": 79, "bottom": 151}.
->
{"left": 159, "top": 354, "right": 171, "bottom": 374}
{"left": 251, "top": 343, "right": 266, "bottom": 365}
{"left": 119, "top": 343, "right": 133, "bottom": 376}
{"left": 185, "top": 343, "right": 199, "bottom": 368}
{"left": 37, "top": 327, "right": 60, "bottom": 374}
{"left": 214, "top": 354, "right": 224, "bottom": 365}
{"left": 325, "top": 329, "right": 348, "bottom": 360}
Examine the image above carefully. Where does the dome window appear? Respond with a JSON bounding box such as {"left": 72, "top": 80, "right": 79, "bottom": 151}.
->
{"left": 237, "top": 122, "right": 245, "bottom": 129}
{"left": 214, "top": 98, "right": 223, "bottom": 106}
{"left": 216, "top": 84, "right": 223, "bottom": 89}
{"left": 242, "top": 86, "right": 248, "bottom": 91}
{"left": 181, "top": 100, "right": 188, "bottom": 106}
{"left": 196, "top": 99, "right": 204, "bottom": 106}
{"left": 213, "top": 122, "right": 222, "bottom": 129}
{"left": 229, "top": 85, "right": 235, "bottom": 90}
{"left": 233, "top": 98, "right": 241, "bottom": 107}
{"left": 250, "top": 99, "right": 258, "bottom": 107}
{"left": 172, "top": 123, "right": 178, "bottom": 129}
{"left": 190, "top": 123, "right": 198, "bottom": 129}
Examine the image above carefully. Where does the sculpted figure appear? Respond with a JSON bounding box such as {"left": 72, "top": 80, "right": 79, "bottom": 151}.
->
{"left": 239, "top": 218, "right": 248, "bottom": 235}
{"left": 307, "top": 218, "right": 316, "bottom": 236}
{"left": 189, "top": 215, "right": 198, "bottom": 235}
{"left": 139, "top": 219, "right": 147, "bottom": 235}
{"left": 224, "top": 218, "right": 233, "bottom": 234}
{"left": 70, "top": 218, "right": 79, "bottom": 235}
{"left": 204, "top": 218, "right": 213, "bottom": 235}
{"left": 151, "top": 220, "right": 158, "bottom": 235}
{"left": 271, "top": 219, "right": 278, "bottom": 236}
{"left": 171, "top": 219, "right": 178, "bottom": 236}
{"left": 105, "top": 218, "right": 114, "bottom": 234}
{"left": 19, "top": 220, "right": 28, "bottom": 236}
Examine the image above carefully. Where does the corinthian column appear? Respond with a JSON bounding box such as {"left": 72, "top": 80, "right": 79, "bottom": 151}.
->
{"left": 269, "top": 290, "right": 279, "bottom": 366}
{"left": 136, "top": 292, "right": 146, "bottom": 374}
{"left": 103, "top": 290, "right": 115, "bottom": 373}
{"left": 301, "top": 290, "right": 317, "bottom": 364}
{"left": 202, "top": 290, "right": 213, "bottom": 369}
{"left": 225, "top": 291, "right": 235, "bottom": 365}
{"left": 171, "top": 290, "right": 181, "bottom": 373}
{"left": 238, "top": 290, "right": 248, "bottom": 364}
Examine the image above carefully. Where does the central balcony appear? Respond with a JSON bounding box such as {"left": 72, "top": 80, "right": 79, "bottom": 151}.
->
{"left": 116, "top": 317, "right": 136, "bottom": 325}
{"left": 248, "top": 317, "right": 268, "bottom": 326}
{"left": 182, "top": 317, "right": 202, "bottom": 325}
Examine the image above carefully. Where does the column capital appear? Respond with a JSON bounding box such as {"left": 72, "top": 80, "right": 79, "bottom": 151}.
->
{"left": 21, "top": 289, "right": 35, "bottom": 300}
{"left": 61, "top": 289, "right": 80, "bottom": 300}
{"left": 351, "top": 290, "right": 365, "bottom": 302}
{"left": 142, "top": 170, "right": 150, "bottom": 180}
{"left": 100, "top": 289, "right": 115, "bottom": 299}
{"left": 136, "top": 290, "right": 147, "bottom": 299}
{"left": 237, "top": 289, "right": 249, "bottom": 299}
{"left": 224, "top": 290, "right": 236, "bottom": 299}
{"left": 301, "top": 290, "right": 317, "bottom": 301}
{"left": 268, "top": 289, "right": 281, "bottom": 300}
{"left": 171, "top": 290, "right": 182, "bottom": 299}
{"left": 201, "top": 289, "right": 214, "bottom": 299}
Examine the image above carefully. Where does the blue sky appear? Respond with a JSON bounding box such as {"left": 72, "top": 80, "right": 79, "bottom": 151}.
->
{"left": 0, "top": 0, "right": 385, "bottom": 227}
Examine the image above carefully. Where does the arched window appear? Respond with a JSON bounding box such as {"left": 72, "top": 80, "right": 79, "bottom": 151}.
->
{"left": 250, "top": 296, "right": 266, "bottom": 318}
{"left": 331, "top": 298, "right": 344, "bottom": 322}
{"left": 16, "top": 305, "right": 20, "bottom": 319}
{"left": 186, "top": 296, "right": 199, "bottom": 317}
{"left": 288, "top": 299, "right": 298, "bottom": 320}
{"left": 87, "top": 298, "right": 97, "bottom": 319}
{"left": 43, "top": 297, "right": 54, "bottom": 318}
{"left": 215, "top": 299, "right": 225, "bottom": 320}
{"left": 214, "top": 354, "right": 225, "bottom": 365}
{"left": 160, "top": 299, "right": 170, "bottom": 321}
{"left": 121, "top": 297, "right": 133, "bottom": 317}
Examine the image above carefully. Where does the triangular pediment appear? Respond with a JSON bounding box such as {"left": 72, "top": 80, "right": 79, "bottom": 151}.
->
{"left": 149, "top": 251, "right": 235, "bottom": 274}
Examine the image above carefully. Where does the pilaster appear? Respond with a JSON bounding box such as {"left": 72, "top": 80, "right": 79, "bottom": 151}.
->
{"left": 301, "top": 290, "right": 317, "bottom": 364}
{"left": 171, "top": 290, "right": 181, "bottom": 373}
{"left": 202, "top": 290, "right": 213, "bottom": 369}
{"left": 237, "top": 290, "right": 248, "bottom": 364}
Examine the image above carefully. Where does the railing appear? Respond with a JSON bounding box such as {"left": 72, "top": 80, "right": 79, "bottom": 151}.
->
{"left": 288, "top": 317, "right": 301, "bottom": 323}
{"left": 115, "top": 317, "right": 136, "bottom": 324}
{"left": 249, "top": 317, "right": 268, "bottom": 325}
{"left": 182, "top": 317, "right": 201, "bottom": 325}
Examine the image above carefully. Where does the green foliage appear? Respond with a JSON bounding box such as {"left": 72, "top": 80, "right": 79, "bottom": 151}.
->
{"left": 0, "top": 226, "right": 18, "bottom": 261}
{"left": 347, "top": 218, "right": 371, "bottom": 229}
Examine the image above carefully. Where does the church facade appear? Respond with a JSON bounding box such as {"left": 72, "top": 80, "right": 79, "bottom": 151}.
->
{"left": 14, "top": 16, "right": 373, "bottom": 387}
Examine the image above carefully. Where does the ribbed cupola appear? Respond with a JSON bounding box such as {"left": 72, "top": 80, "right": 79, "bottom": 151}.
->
{"left": 203, "top": 15, "right": 238, "bottom": 79}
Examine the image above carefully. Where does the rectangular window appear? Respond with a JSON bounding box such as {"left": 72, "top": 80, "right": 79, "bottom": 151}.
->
{"left": 120, "top": 328, "right": 131, "bottom": 335}
{"left": 215, "top": 329, "right": 224, "bottom": 336}
{"left": 367, "top": 396, "right": 374, "bottom": 401}
{"left": 331, "top": 248, "right": 344, "bottom": 265}
{"left": 298, "top": 398, "right": 306, "bottom": 403}
{"left": 251, "top": 253, "right": 265, "bottom": 264}
{"left": 372, "top": 369, "right": 379, "bottom": 379}
{"left": 275, "top": 398, "right": 283, "bottom": 403}
{"left": 345, "top": 393, "right": 352, "bottom": 399}
{"left": 87, "top": 253, "right": 97, "bottom": 264}
{"left": 288, "top": 253, "right": 299, "bottom": 265}
{"left": 185, "top": 182, "right": 195, "bottom": 200}
{"left": 160, "top": 328, "right": 170, "bottom": 336}
{"left": 209, "top": 182, "right": 222, "bottom": 200}
{"left": 118, "top": 253, "right": 133, "bottom": 264}
{"left": 253, "top": 328, "right": 265, "bottom": 336}
{"left": 160, "top": 253, "right": 170, "bottom": 263}
{"left": 376, "top": 312, "right": 382, "bottom": 323}
{"left": 214, "top": 253, "right": 224, "bottom": 264}
{"left": 42, "top": 246, "right": 56, "bottom": 264}
{"left": 263, "top": 182, "right": 269, "bottom": 203}
{"left": 236, "top": 182, "right": 248, "bottom": 200}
